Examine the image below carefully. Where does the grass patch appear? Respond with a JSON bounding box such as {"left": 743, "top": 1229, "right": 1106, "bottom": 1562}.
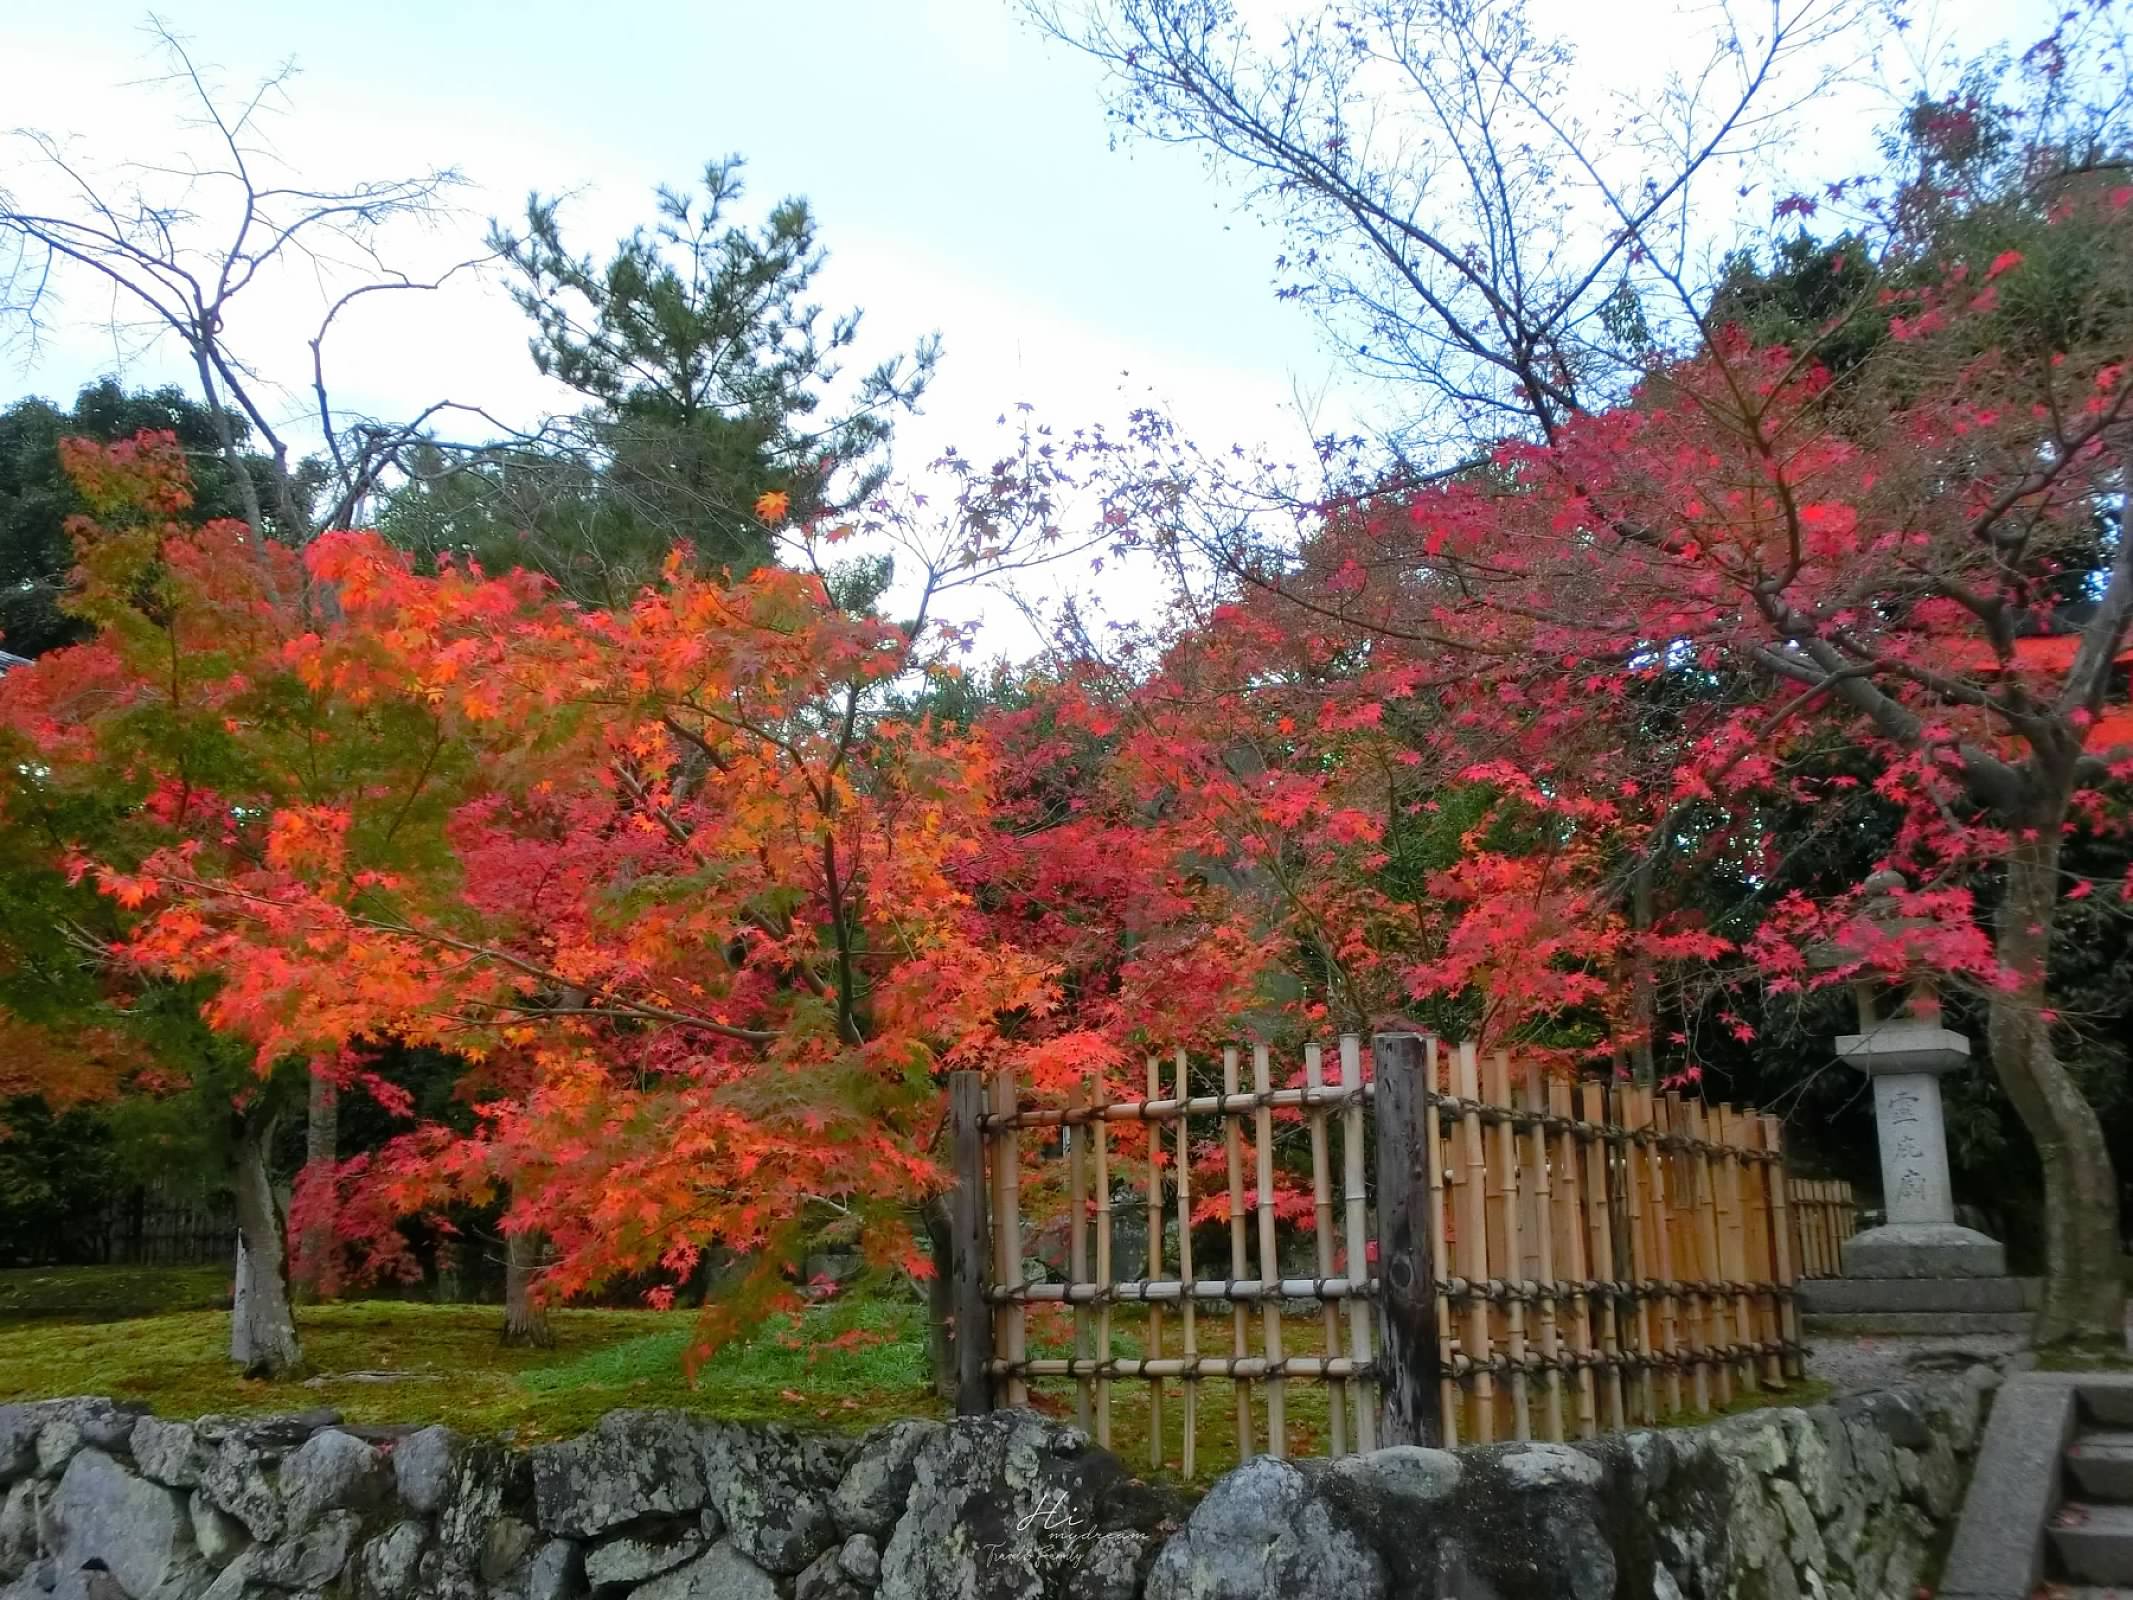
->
{"left": 0, "top": 1293, "right": 941, "bottom": 1445}
{"left": 0, "top": 1264, "right": 230, "bottom": 1323}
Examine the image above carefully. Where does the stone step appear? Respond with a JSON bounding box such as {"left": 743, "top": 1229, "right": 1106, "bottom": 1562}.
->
{"left": 1801, "top": 1309, "right": 2036, "bottom": 1336}
{"left": 1795, "top": 1275, "right": 2039, "bottom": 1315}
{"left": 2068, "top": 1433, "right": 2133, "bottom": 1503}
{"left": 2053, "top": 1501, "right": 2133, "bottom": 1585}
{"left": 2089, "top": 1388, "right": 2133, "bottom": 1429}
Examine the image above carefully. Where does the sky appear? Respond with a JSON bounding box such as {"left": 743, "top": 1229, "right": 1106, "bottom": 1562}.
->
{"left": 1, "top": 0, "right": 2060, "bottom": 645}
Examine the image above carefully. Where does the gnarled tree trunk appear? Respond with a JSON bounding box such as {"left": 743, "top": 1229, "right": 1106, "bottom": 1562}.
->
{"left": 1991, "top": 823, "right": 2123, "bottom": 1346}
{"left": 230, "top": 1108, "right": 301, "bottom": 1376}
{"left": 502, "top": 1227, "right": 554, "bottom": 1347}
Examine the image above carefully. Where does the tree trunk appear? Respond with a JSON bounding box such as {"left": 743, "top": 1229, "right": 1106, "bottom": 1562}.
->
{"left": 921, "top": 1196, "right": 956, "bottom": 1402}
{"left": 501, "top": 1228, "right": 554, "bottom": 1348}
{"left": 229, "top": 1109, "right": 301, "bottom": 1376}
{"left": 1991, "top": 822, "right": 2124, "bottom": 1346}
{"left": 294, "top": 1067, "right": 339, "bottom": 1304}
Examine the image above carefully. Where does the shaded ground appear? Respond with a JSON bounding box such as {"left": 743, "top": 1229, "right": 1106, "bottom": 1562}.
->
{"left": 0, "top": 1264, "right": 229, "bottom": 1322}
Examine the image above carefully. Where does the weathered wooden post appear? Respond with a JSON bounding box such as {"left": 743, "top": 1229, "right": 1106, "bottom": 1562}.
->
{"left": 1373, "top": 1032, "right": 1443, "bottom": 1446}
{"left": 949, "top": 1070, "right": 994, "bottom": 1415}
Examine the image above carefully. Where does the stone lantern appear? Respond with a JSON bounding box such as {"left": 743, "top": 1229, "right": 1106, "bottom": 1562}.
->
{"left": 1796, "top": 871, "right": 2030, "bottom": 1331}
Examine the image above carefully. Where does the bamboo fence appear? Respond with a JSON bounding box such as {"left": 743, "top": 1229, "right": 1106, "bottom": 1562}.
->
{"left": 1787, "top": 1178, "right": 1860, "bottom": 1278}
{"left": 953, "top": 1032, "right": 1811, "bottom": 1475}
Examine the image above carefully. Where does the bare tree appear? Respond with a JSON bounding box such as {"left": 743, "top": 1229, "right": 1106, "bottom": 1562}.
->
{"left": 1032, "top": 0, "right": 1864, "bottom": 466}
{"left": 0, "top": 19, "right": 498, "bottom": 547}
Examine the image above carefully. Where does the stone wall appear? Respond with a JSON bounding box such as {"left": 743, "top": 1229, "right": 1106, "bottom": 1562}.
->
{"left": 0, "top": 1370, "right": 1990, "bottom": 1600}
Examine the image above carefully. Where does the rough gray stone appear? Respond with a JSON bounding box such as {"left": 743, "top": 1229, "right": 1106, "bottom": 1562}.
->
{"left": 47, "top": 1447, "right": 199, "bottom": 1600}
{"left": 582, "top": 1527, "right": 704, "bottom": 1586}
{"left": 880, "top": 1411, "right": 1176, "bottom": 1600}
{"left": 531, "top": 1410, "right": 705, "bottom": 1539}
{"left": 831, "top": 1419, "right": 941, "bottom": 1538}
{"left": 479, "top": 1515, "right": 537, "bottom": 1587}
{"left": 128, "top": 1418, "right": 205, "bottom": 1490}
{"left": 702, "top": 1421, "right": 840, "bottom": 1576}
{"left": 0, "top": 1407, "right": 49, "bottom": 1482}
{"left": 252, "top": 1508, "right": 360, "bottom": 1589}
{"left": 838, "top": 1532, "right": 881, "bottom": 1584}
{"left": 34, "top": 1422, "right": 82, "bottom": 1479}
{"left": 0, "top": 1480, "right": 44, "bottom": 1580}
{"left": 1145, "top": 1455, "right": 1310, "bottom": 1600}
{"left": 1505, "top": 1441, "right": 1608, "bottom": 1493}
{"left": 277, "top": 1429, "right": 388, "bottom": 1531}
{"left": 1072, "top": 1529, "right": 1150, "bottom": 1600}
{"left": 188, "top": 1490, "right": 248, "bottom": 1569}
{"left": 1267, "top": 1499, "right": 1387, "bottom": 1600}
{"left": 196, "top": 1435, "right": 283, "bottom": 1543}
{"left": 631, "top": 1538, "right": 780, "bottom": 1600}
{"left": 524, "top": 1537, "right": 584, "bottom": 1600}
{"left": 797, "top": 1543, "right": 869, "bottom": 1600}
{"left": 357, "top": 1519, "right": 427, "bottom": 1600}
{"left": 435, "top": 1441, "right": 528, "bottom": 1587}
{"left": 389, "top": 1424, "right": 459, "bottom": 1517}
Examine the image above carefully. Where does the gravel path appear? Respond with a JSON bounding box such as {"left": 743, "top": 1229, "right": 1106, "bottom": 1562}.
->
{"left": 1805, "top": 1332, "right": 2030, "bottom": 1394}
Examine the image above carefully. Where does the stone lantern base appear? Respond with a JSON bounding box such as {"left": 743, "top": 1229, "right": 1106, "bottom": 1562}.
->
{"left": 1841, "top": 1219, "right": 2007, "bottom": 1279}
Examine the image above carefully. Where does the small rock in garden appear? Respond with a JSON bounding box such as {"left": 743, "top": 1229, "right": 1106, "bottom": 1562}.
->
{"left": 831, "top": 1419, "right": 940, "bottom": 1538}
{"left": 524, "top": 1536, "right": 585, "bottom": 1600}
{"left": 130, "top": 1418, "right": 205, "bottom": 1488}
{"left": 837, "top": 1531, "right": 881, "bottom": 1584}
{"left": 630, "top": 1537, "right": 781, "bottom": 1600}
{"left": 277, "top": 1429, "right": 389, "bottom": 1530}
{"left": 583, "top": 1526, "right": 704, "bottom": 1586}
{"left": 357, "top": 1518, "right": 427, "bottom": 1600}
{"left": 188, "top": 1488, "right": 249, "bottom": 1568}
{"left": 251, "top": 1507, "right": 361, "bottom": 1590}
{"left": 390, "top": 1424, "right": 461, "bottom": 1516}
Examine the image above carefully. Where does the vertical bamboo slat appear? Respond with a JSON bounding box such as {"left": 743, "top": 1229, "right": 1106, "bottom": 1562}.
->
{"left": 1092, "top": 1074, "right": 1114, "bottom": 1445}
{"left": 1304, "top": 1044, "right": 1348, "bottom": 1457}
{"left": 1426, "top": 1038, "right": 1457, "bottom": 1448}
{"left": 1666, "top": 1093, "right": 1710, "bottom": 1414}
{"left": 1484, "top": 1051, "right": 1528, "bottom": 1441}
{"left": 1686, "top": 1100, "right": 1730, "bottom": 1408}
{"left": 1452, "top": 1043, "right": 1493, "bottom": 1443}
{"left": 1762, "top": 1117, "right": 1801, "bottom": 1382}
{"left": 1549, "top": 1076, "right": 1598, "bottom": 1439}
{"left": 989, "top": 1069, "right": 1028, "bottom": 1409}
{"left": 1642, "top": 1091, "right": 1683, "bottom": 1417}
{"left": 1252, "top": 1044, "right": 1287, "bottom": 1458}
{"left": 1144, "top": 1055, "right": 1165, "bottom": 1470}
{"left": 1069, "top": 1079, "right": 1093, "bottom": 1431}
{"left": 1222, "top": 1046, "right": 1254, "bottom": 1461}
{"left": 1580, "top": 1081, "right": 1626, "bottom": 1431}
{"left": 1621, "top": 1087, "right": 1657, "bottom": 1425}
{"left": 1339, "top": 1035, "right": 1378, "bottom": 1453}
{"left": 1523, "top": 1059, "right": 1563, "bottom": 1442}
{"left": 1174, "top": 1047, "right": 1198, "bottom": 1480}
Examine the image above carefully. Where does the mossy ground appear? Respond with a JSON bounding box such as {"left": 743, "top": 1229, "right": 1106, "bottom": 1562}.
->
{"left": 0, "top": 1266, "right": 1834, "bottom": 1473}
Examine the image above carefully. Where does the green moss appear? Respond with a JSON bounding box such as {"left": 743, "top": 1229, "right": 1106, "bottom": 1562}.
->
{"left": 0, "top": 1294, "right": 941, "bottom": 1445}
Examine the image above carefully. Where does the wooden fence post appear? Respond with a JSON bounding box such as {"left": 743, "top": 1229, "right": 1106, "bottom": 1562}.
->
{"left": 1372, "top": 1032, "right": 1442, "bottom": 1447}
{"left": 949, "top": 1070, "right": 993, "bottom": 1416}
